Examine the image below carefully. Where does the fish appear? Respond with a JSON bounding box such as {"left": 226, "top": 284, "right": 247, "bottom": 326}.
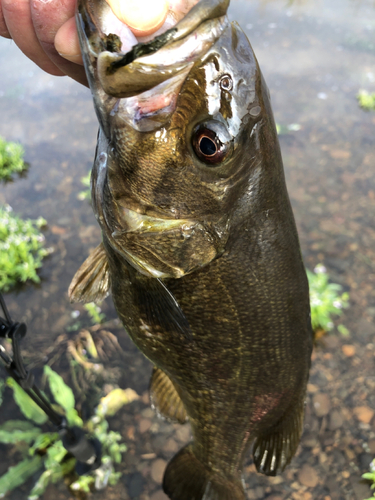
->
{"left": 70, "top": 1, "right": 313, "bottom": 498}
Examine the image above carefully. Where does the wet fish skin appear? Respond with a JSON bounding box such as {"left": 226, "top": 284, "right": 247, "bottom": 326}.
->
{"left": 72, "top": 2, "right": 313, "bottom": 499}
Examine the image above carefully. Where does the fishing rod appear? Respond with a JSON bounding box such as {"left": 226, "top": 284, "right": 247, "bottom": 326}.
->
{"left": 0, "top": 291, "right": 101, "bottom": 476}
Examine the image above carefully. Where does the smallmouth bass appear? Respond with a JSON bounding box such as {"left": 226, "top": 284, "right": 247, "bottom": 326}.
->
{"left": 70, "top": 1, "right": 313, "bottom": 499}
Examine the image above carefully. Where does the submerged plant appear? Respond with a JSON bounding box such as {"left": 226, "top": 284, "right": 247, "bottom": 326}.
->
{"left": 0, "top": 136, "right": 27, "bottom": 181}
{"left": 84, "top": 302, "right": 106, "bottom": 325}
{"left": 0, "top": 205, "right": 52, "bottom": 292}
{"left": 0, "top": 366, "right": 137, "bottom": 498}
{"left": 362, "top": 459, "right": 375, "bottom": 500}
{"left": 78, "top": 171, "right": 91, "bottom": 201}
{"left": 307, "top": 264, "right": 349, "bottom": 336}
{"left": 357, "top": 90, "right": 375, "bottom": 111}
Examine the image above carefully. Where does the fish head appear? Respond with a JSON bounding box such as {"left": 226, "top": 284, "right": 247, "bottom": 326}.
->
{"left": 77, "top": 0, "right": 268, "bottom": 279}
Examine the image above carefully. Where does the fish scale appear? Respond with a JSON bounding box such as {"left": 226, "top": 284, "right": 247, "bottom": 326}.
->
{"left": 70, "top": 1, "right": 313, "bottom": 498}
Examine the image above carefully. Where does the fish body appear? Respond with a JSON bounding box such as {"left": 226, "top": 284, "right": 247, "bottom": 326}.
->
{"left": 72, "top": 2, "right": 313, "bottom": 499}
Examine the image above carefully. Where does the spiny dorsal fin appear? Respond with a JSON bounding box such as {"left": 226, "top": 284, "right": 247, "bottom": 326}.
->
{"left": 253, "top": 397, "right": 305, "bottom": 476}
{"left": 69, "top": 242, "right": 110, "bottom": 303}
{"left": 150, "top": 367, "right": 188, "bottom": 424}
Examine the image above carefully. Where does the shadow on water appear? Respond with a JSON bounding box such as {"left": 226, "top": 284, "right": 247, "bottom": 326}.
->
{"left": 0, "top": 0, "right": 375, "bottom": 498}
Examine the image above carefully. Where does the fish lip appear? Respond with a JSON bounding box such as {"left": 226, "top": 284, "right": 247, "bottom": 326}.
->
{"left": 78, "top": 0, "right": 229, "bottom": 62}
{"left": 77, "top": 0, "right": 229, "bottom": 98}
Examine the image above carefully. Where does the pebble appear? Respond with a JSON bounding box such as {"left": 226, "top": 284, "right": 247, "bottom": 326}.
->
{"left": 139, "top": 418, "right": 152, "bottom": 433}
{"left": 329, "top": 409, "right": 343, "bottom": 430}
{"left": 150, "top": 491, "right": 169, "bottom": 500}
{"left": 175, "top": 425, "right": 191, "bottom": 443}
{"left": 298, "top": 464, "right": 319, "bottom": 487}
{"left": 353, "top": 406, "right": 374, "bottom": 424}
{"left": 151, "top": 459, "right": 167, "bottom": 484}
{"left": 313, "top": 393, "right": 331, "bottom": 417}
{"left": 368, "top": 439, "right": 375, "bottom": 453}
{"left": 163, "top": 438, "right": 179, "bottom": 453}
{"left": 342, "top": 344, "right": 356, "bottom": 357}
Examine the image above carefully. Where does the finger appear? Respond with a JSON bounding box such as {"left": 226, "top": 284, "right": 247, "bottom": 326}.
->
{"left": 0, "top": 2, "right": 11, "bottom": 38}
{"left": 105, "top": 0, "right": 169, "bottom": 37}
{"left": 31, "top": 0, "right": 88, "bottom": 86}
{"left": 2, "top": 0, "right": 64, "bottom": 75}
{"left": 55, "top": 17, "right": 83, "bottom": 65}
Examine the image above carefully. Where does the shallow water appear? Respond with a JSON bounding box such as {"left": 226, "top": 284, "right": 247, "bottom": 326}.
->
{"left": 0, "top": 0, "right": 375, "bottom": 499}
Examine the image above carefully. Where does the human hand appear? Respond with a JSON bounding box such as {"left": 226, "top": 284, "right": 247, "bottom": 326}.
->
{"left": 0, "top": 0, "right": 197, "bottom": 86}
{"left": 0, "top": 0, "right": 88, "bottom": 86}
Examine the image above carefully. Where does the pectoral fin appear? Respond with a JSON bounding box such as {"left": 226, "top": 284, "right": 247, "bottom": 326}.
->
{"left": 69, "top": 243, "right": 110, "bottom": 303}
{"left": 150, "top": 367, "right": 188, "bottom": 424}
{"left": 253, "top": 398, "right": 305, "bottom": 476}
{"left": 134, "top": 276, "right": 193, "bottom": 342}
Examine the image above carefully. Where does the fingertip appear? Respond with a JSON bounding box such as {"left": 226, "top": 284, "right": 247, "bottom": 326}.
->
{"left": 54, "top": 17, "right": 83, "bottom": 65}
{"left": 106, "top": 0, "right": 169, "bottom": 37}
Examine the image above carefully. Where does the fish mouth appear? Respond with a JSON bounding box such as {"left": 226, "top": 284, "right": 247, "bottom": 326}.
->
{"left": 76, "top": 0, "right": 229, "bottom": 102}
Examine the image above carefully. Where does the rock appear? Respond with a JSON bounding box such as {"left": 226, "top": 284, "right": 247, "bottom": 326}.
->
{"left": 368, "top": 439, "right": 375, "bottom": 453}
{"left": 139, "top": 419, "right": 152, "bottom": 433}
{"left": 163, "top": 438, "right": 179, "bottom": 453}
{"left": 353, "top": 406, "right": 374, "bottom": 424}
{"left": 342, "top": 344, "right": 356, "bottom": 357}
{"left": 150, "top": 491, "right": 169, "bottom": 500}
{"left": 358, "top": 452, "right": 373, "bottom": 471}
{"left": 313, "top": 393, "right": 331, "bottom": 417}
{"left": 175, "top": 425, "right": 191, "bottom": 443}
{"left": 329, "top": 409, "right": 343, "bottom": 431}
{"left": 127, "top": 472, "right": 144, "bottom": 497}
{"left": 298, "top": 464, "right": 319, "bottom": 487}
{"left": 151, "top": 459, "right": 167, "bottom": 484}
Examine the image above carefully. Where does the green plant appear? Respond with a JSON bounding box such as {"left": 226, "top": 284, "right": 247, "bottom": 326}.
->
{"left": 362, "top": 459, "right": 375, "bottom": 499}
{"left": 0, "top": 137, "right": 27, "bottom": 181}
{"left": 307, "top": 264, "right": 349, "bottom": 335}
{"left": 0, "top": 205, "right": 53, "bottom": 292}
{"left": 0, "top": 367, "right": 137, "bottom": 498}
{"left": 84, "top": 302, "right": 106, "bottom": 325}
{"left": 357, "top": 90, "right": 375, "bottom": 111}
{"left": 78, "top": 171, "right": 91, "bottom": 201}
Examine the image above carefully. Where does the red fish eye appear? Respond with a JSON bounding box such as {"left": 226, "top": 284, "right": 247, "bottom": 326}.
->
{"left": 192, "top": 123, "right": 232, "bottom": 166}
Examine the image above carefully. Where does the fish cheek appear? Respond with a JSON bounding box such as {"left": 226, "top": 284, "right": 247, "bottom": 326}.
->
{"left": 115, "top": 223, "right": 224, "bottom": 278}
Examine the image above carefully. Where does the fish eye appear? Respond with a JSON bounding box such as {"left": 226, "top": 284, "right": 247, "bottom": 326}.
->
{"left": 220, "top": 75, "right": 233, "bottom": 91}
{"left": 192, "top": 121, "right": 232, "bottom": 166}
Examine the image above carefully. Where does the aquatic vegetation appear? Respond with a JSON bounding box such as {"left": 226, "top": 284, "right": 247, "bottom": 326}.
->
{"left": 84, "top": 302, "right": 106, "bottom": 325}
{"left": 276, "top": 122, "right": 301, "bottom": 134}
{"left": 357, "top": 90, "right": 375, "bottom": 111}
{"left": 0, "top": 205, "right": 53, "bottom": 292}
{"left": 362, "top": 459, "right": 375, "bottom": 500}
{"left": 0, "top": 366, "right": 136, "bottom": 498}
{"left": 307, "top": 264, "right": 349, "bottom": 336}
{"left": 77, "top": 170, "right": 91, "bottom": 201}
{"left": 0, "top": 136, "right": 27, "bottom": 181}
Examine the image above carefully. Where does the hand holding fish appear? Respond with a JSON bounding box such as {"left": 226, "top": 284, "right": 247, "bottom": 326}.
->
{"left": 0, "top": 0, "right": 186, "bottom": 85}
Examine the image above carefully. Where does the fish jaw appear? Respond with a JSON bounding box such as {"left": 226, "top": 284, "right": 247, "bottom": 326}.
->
{"left": 76, "top": 0, "right": 229, "bottom": 133}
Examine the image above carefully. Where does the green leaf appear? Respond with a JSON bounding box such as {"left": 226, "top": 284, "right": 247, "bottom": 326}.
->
{"left": 0, "top": 420, "right": 41, "bottom": 444}
{"left": 66, "top": 407, "right": 83, "bottom": 428}
{"left": 7, "top": 378, "right": 48, "bottom": 425}
{"left": 44, "top": 366, "right": 75, "bottom": 412}
{"left": 362, "top": 472, "right": 375, "bottom": 480}
{"left": 0, "top": 455, "right": 43, "bottom": 497}
{"left": 29, "top": 433, "right": 58, "bottom": 456}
